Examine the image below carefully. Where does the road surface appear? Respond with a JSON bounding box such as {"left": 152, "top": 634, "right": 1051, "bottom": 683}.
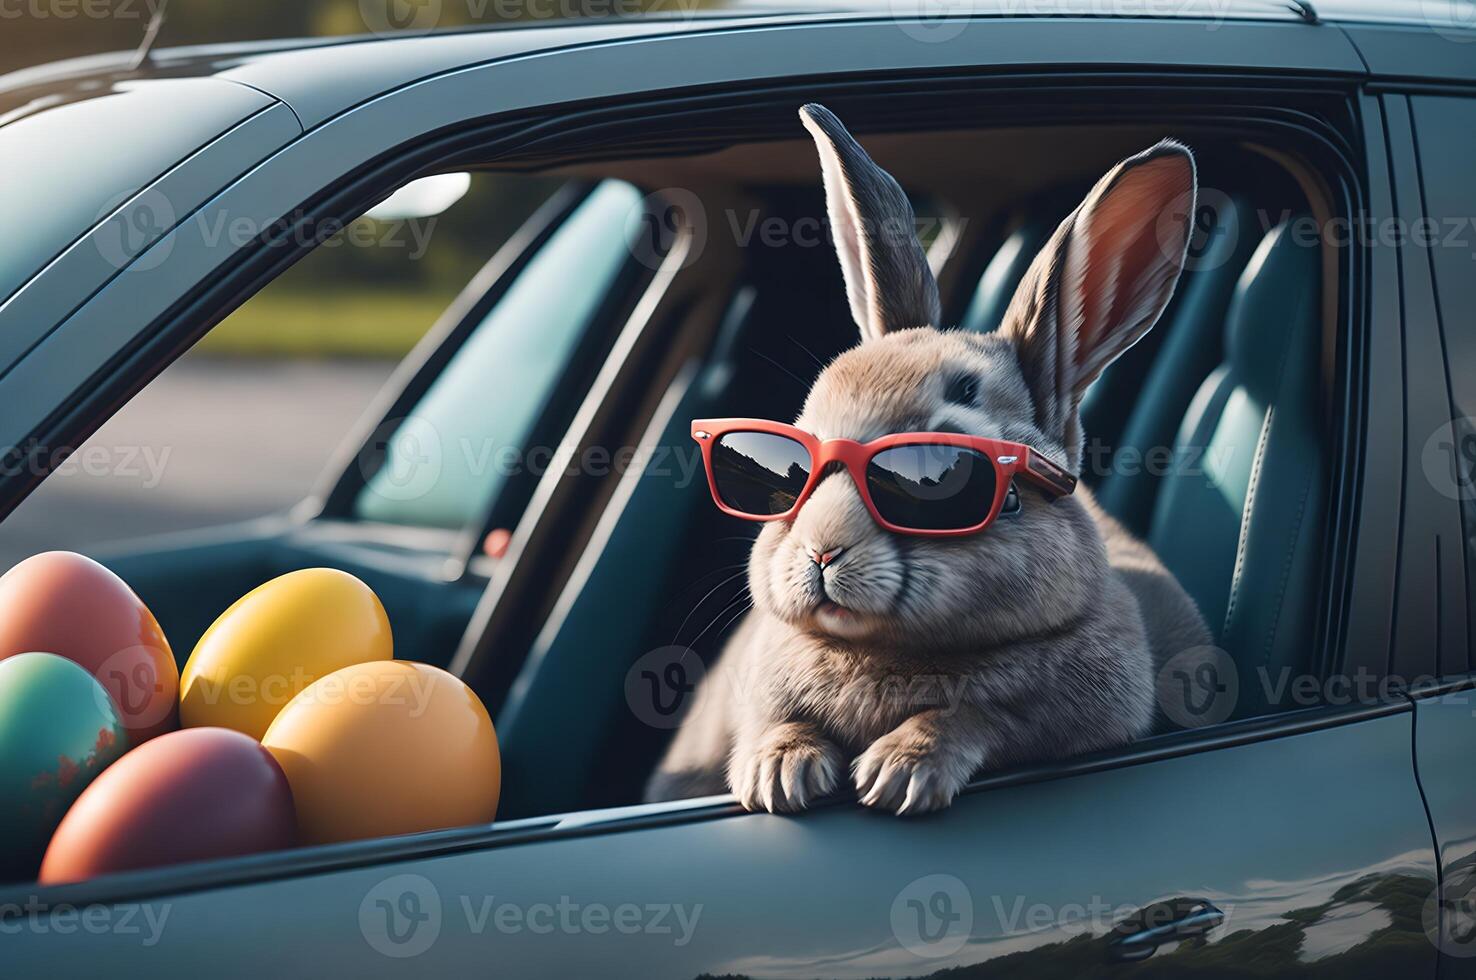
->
{"left": 0, "top": 355, "right": 396, "bottom": 571}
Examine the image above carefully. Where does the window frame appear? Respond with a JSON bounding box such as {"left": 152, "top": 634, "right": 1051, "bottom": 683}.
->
{"left": 309, "top": 178, "right": 663, "bottom": 579}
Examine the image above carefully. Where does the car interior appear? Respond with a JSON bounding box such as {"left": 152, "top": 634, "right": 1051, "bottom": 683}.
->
{"left": 82, "top": 105, "right": 1339, "bottom": 823}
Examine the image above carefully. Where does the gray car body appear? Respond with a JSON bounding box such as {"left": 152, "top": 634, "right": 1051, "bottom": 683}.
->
{"left": 0, "top": 3, "right": 1474, "bottom": 976}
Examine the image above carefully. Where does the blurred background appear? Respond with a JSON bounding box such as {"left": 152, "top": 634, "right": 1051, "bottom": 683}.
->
{"left": 0, "top": 1, "right": 672, "bottom": 565}
{"left": 1, "top": 0, "right": 716, "bottom": 76}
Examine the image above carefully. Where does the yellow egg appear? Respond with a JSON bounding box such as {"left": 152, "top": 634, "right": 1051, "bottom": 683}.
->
{"left": 179, "top": 569, "right": 392, "bottom": 739}
{"left": 262, "top": 661, "right": 500, "bottom": 845}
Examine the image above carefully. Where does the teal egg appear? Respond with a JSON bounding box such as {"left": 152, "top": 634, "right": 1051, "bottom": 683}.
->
{"left": 0, "top": 652, "right": 126, "bottom": 882}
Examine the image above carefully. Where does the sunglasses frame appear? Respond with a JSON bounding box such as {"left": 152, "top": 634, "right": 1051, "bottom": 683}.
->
{"left": 692, "top": 418, "right": 1077, "bottom": 538}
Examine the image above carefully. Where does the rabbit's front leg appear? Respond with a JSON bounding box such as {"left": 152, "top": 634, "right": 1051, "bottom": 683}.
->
{"left": 729, "top": 720, "right": 846, "bottom": 814}
{"left": 853, "top": 707, "right": 989, "bottom": 815}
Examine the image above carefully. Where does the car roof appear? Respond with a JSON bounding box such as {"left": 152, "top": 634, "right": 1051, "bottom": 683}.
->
{"left": 0, "top": 0, "right": 1466, "bottom": 106}
{"left": 722, "top": 0, "right": 1467, "bottom": 27}
{"left": 0, "top": 0, "right": 1458, "bottom": 315}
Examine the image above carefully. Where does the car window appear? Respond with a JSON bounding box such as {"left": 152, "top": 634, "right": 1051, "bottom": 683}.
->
{"left": 354, "top": 180, "right": 642, "bottom": 531}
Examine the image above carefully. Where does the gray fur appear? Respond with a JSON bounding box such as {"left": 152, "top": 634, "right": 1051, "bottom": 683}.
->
{"left": 646, "top": 108, "right": 1210, "bottom": 814}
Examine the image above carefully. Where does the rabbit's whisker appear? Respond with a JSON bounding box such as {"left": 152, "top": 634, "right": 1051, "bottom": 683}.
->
{"left": 786, "top": 334, "right": 827, "bottom": 373}
{"left": 747, "top": 347, "right": 809, "bottom": 390}
{"left": 669, "top": 569, "right": 751, "bottom": 645}
{"left": 687, "top": 592, "right": 753, "bottom": 648}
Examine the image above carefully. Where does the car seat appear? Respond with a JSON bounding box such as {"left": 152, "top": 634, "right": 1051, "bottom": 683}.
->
{"left": 1146, "top": 219, "right": 1325, "bottom": 716}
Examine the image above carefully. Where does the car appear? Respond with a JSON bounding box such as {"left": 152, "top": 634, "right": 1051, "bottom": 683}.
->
{"left": 2, "top": 1, "right": 1476, "bottom": 975}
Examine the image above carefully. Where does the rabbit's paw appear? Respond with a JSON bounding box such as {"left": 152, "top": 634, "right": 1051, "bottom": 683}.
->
{"left": 854, "top": 724, "right": 971, "bottom": 815}
{"left": 730, "top": 724, "right": 845, "bottom": 814}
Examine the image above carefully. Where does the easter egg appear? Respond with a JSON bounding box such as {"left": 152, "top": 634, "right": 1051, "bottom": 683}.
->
{"left": 262, "top": 661, "right": 498, "bottom": 845}
{"left": 0, "top": 652, "right": 126, "bottom": 882}
{"left": 38, "top": 727, "right": 295, "bottom": 884}
{"left": 179, "top": 568, "right": 392, "bottom": 739}
{"left": 0, "top": 552, "right": 178, "bottom": 745}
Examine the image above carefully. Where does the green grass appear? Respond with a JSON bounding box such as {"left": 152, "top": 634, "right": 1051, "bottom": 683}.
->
{"left": 197, "top": 289, "right": 455, "bottom": 358}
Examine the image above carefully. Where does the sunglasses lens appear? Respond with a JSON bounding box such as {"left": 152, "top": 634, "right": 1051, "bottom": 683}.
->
{"left": 866, "top": 445, "right": 998, "bottom": 530}
{"left": 710, "top": 431, "right": 813, "bottom": 516}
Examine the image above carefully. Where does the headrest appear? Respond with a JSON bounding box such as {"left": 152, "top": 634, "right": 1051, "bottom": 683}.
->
{"left": 1225, "top": 219, "right": 1320, "bottom": 402}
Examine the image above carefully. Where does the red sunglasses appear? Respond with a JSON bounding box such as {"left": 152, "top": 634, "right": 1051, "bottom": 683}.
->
{"left": 692, "top": 418, "right": 1077, "bottom": 538}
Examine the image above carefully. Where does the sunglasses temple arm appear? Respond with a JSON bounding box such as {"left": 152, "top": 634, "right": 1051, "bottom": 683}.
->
{"left": 1020, "top": 449, "right": 1078, "bottom": 497}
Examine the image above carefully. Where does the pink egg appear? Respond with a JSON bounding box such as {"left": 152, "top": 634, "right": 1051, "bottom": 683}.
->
{"left": 39, "top": 727, "right": 294, "bottom": 883}
{"left": 0, "top": 552, "right": 178, "bottom": 745}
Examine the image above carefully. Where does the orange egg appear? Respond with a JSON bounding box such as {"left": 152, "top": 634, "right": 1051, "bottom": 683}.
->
{"left": 0, "top": 552, "right": 177, "bottom": 745}
{"left": 262, "top": 661, "right": 499, "bottom": 845}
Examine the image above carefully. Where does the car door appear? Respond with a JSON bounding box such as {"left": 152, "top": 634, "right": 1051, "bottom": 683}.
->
{"left": 2, "top": 703, "right": 1435, "bottom": 978}
{"left": 1387, "top": 89, "right": 1476, "bottom": 975}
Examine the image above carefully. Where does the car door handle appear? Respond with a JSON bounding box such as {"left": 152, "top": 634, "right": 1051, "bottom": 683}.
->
{"left": 1107, "top": 898, "right": 1224, "bottom": 963}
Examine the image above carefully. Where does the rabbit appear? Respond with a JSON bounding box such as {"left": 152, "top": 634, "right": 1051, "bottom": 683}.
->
{"left": 645, "top": 103, "right": 1212, "bottom": 815}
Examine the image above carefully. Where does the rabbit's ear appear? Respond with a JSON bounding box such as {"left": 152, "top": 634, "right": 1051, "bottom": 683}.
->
{"left": 1001, "top": 140, "right": 1195, "bottom": 450}
{"left": 800, "top": 103, "right": 941, "bottom": 342}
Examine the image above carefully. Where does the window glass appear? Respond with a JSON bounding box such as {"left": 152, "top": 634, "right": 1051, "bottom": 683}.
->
{"left": 355, "top": 181, "right": 641, "bottom": 530}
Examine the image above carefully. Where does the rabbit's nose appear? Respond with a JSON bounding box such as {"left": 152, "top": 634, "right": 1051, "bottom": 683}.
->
{"left": 806, "top": 546, "right": 846, "bottom": 569}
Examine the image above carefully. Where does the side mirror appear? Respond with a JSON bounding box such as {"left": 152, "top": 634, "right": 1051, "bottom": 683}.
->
{"left": 365, "top": 173, "right": 471, "bottom": 221}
